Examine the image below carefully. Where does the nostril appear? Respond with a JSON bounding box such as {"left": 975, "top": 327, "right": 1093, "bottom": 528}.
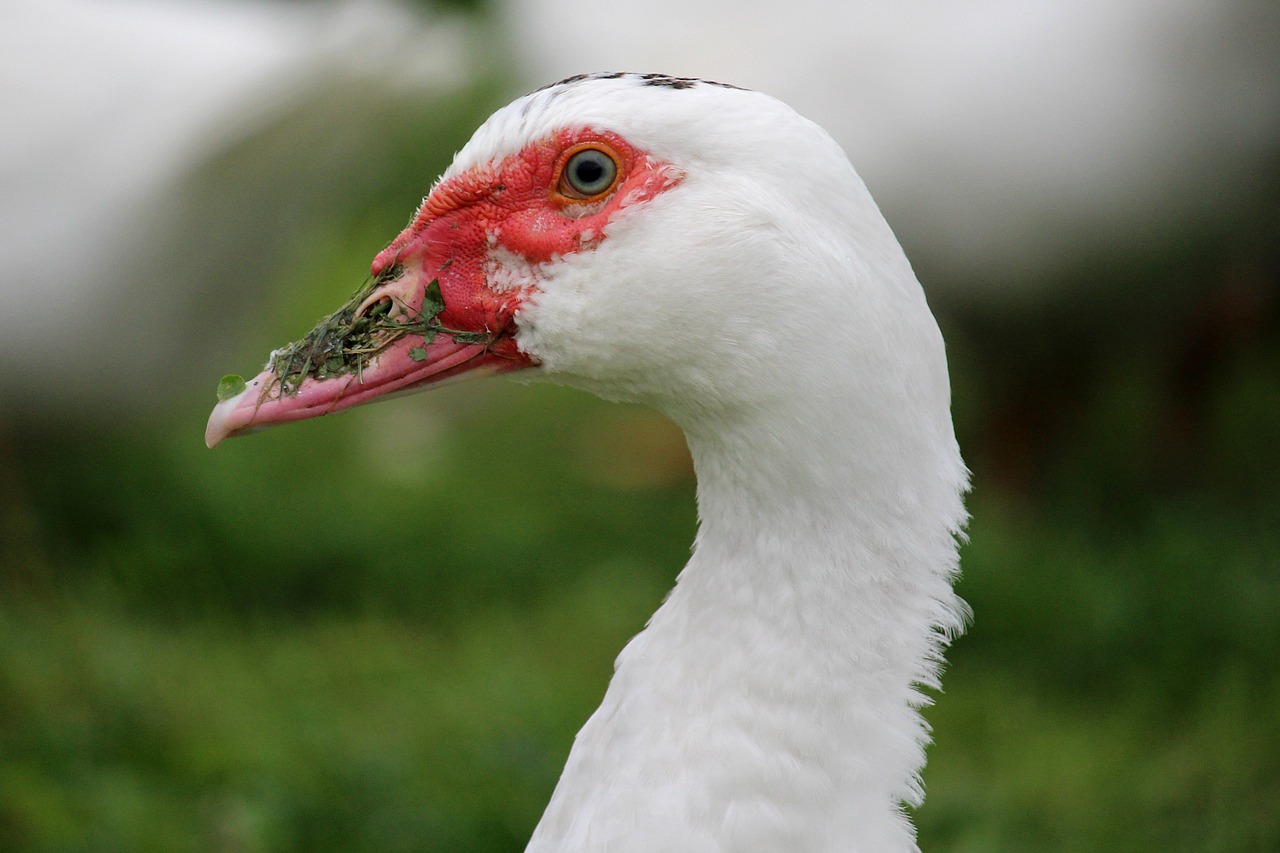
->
{"left": 354, "top": 295, "right": 394, "bottom": 323}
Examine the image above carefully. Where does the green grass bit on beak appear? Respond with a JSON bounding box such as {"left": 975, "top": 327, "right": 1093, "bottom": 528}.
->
{"left": 216, "top": 374, "right": 247, "bottom": 401}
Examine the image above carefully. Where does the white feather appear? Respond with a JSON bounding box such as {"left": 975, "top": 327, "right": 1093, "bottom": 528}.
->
{"left": 463, "top": 75, "right": 968, "bottom": 852}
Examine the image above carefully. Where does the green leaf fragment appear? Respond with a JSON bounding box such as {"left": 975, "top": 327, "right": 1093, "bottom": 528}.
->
{"left": 409, "top": 347, "right": 429, "bottom": 363}
{"left": 421, "top": 280, "right": 445, "bottom": 320}
{"left": 450, "top": 330, "right": 490, "bottom": 344}
{"left": 216, "top": 374, "right": 247, "bottom": 401}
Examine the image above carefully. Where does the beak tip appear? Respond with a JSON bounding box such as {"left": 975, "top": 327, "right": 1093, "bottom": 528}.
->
{"left": 205, "top": 385, "right": 255, "bottom": 449}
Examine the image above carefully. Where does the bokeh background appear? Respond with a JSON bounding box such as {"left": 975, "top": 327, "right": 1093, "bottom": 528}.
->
{"left": 3, "top": 0, "right": 1279, "bottom": 849}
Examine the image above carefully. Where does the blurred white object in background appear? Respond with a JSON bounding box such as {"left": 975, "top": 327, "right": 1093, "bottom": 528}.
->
{"left": 502, "top": 0, "right": 1280, "bottom": 297}
{"left": 0, "top": 0, "right": 472, "bottom": 412}
{"left": 4, "top": 0, "right": 1277, "bottom": 412}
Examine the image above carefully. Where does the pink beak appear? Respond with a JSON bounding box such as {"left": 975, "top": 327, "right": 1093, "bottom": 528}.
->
{"left": 205, "top": 260, "right": 529, "bottom": 448}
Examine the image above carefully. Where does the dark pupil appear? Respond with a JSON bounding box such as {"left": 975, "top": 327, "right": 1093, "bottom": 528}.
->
{"left": 574, "top": 157, "right": 605, "bottom": 186}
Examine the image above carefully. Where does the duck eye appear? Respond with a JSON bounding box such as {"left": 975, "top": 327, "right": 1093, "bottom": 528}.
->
{"left": 559, "top": 147, "right": 618, "bottom": 199}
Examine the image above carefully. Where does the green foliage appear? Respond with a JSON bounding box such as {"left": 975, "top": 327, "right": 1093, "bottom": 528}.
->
{"left": 263, "top": 275, "right": 488, "bottom": 398}
{"left": 3, "top": 331, "right": 1278, "bottom": 850}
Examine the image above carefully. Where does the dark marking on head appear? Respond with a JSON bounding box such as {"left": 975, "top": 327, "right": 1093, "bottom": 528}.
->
{"left": 530, "top": 72, "right": 749, "bottom": 97}
{"left": 638, "top": 73, "right": 746, "bottom": 91}
{"left": 535, "top": 73, "right": 591, "bottom": 93}
{"left": 640, "top": 74, "right": 697, "bottom": 90}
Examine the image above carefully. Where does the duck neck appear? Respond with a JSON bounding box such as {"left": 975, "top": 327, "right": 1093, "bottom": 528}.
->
{"left": 529, "top": 384, "right": 967, "bottom": 852}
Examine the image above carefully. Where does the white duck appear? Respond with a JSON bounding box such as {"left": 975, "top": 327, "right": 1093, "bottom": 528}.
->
{"left": 207, "top": 73, "right": 969, "bottom": 853}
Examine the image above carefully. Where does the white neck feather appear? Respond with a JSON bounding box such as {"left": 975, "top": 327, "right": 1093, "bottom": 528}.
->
{"left": 527, "top": 339, "right": 967, "bottom": 852}
{"left": 495, "top": 73, "right": 969, "bottom": 853}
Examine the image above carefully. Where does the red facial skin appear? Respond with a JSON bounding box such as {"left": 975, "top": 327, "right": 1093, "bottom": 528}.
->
{"left": 372, "top": 129, "right": 674, "bottom": 350}
{"left": 205, "top": 127, "right": 679, "bottom": 448}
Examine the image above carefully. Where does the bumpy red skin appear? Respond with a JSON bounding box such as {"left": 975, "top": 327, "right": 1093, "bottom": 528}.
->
{"left": 205, "top": 127, "right": 678, "bottom": 447}
{"left": 372, "top": 128, "right": 674, "bottom": 359}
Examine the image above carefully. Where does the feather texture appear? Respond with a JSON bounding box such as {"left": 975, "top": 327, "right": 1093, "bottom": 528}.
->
{"left": 476, "top": 75, "right": 970, "bottom": 852}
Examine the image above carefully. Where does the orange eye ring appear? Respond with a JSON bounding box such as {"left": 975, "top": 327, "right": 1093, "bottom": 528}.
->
{"left": 553, "top": 142, "right": 623, "bottom": 202}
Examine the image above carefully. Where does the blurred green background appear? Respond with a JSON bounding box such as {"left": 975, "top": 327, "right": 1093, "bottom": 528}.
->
{"left": 2, "top": 1, "right": 1278, "bottom": 850}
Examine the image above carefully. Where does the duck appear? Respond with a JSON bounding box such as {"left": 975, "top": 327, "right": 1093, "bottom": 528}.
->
{"left": 206, "top": 72, "right": 969, "bottom": 853}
